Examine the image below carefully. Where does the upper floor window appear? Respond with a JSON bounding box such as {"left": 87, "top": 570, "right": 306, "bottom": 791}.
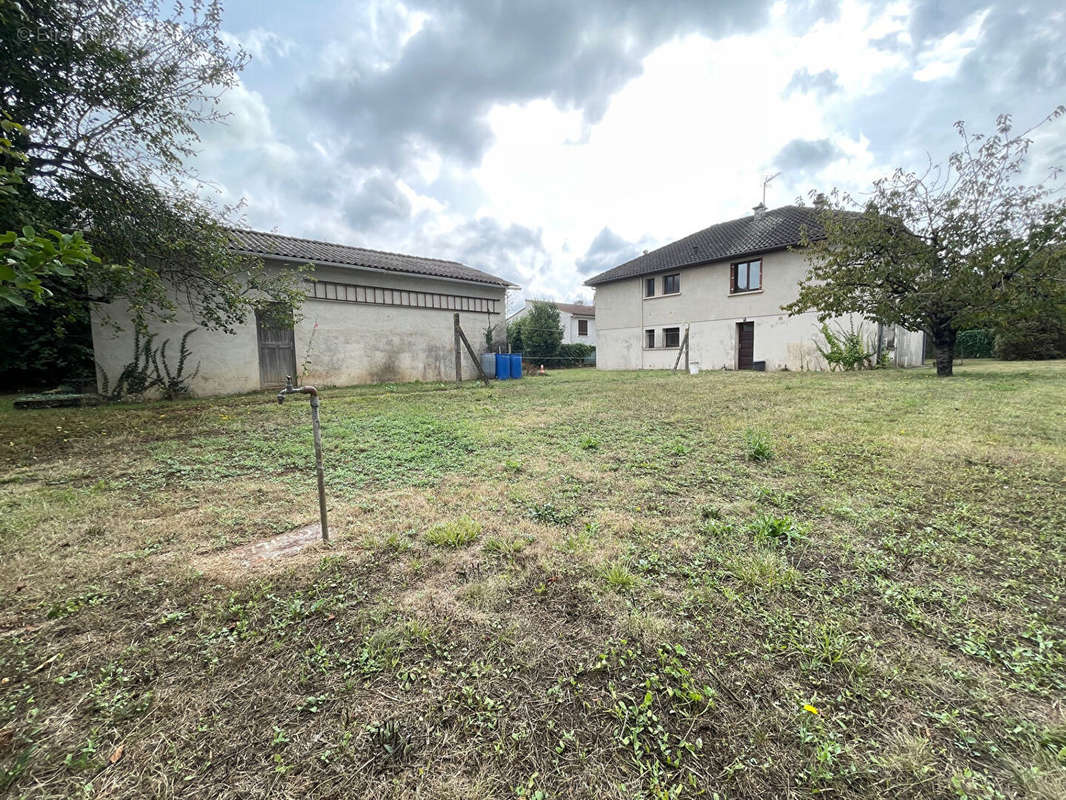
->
{"left": 645, "top": 278, "right": 655, "bottom": 297}
{"left": 731, "top": 259, "right": 762, "bottom": 293}
{"left": 663, "top": 274, "right": 680, "bottom": 294}
{"left": 578, "top": 319, "right": 589, "bottom": 336}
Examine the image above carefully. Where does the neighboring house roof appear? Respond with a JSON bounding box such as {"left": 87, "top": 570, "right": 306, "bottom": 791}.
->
{"left": 584, "top": 205, "right": 826, "bottom": 286}
{"left": 228, "top": 228, "right": 514, "bottom": 288}
{"left": 506, "top": 300, "right": 596, "bottom": 320}
{"left": 552, "top": 302, "right": 595, "bottom": 317}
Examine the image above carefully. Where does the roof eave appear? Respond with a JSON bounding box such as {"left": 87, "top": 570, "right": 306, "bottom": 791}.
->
{"left": 584, "top": 242, "right": 806, "bottom": 287}
{"left": 232, "top": 248, "right": 516, "bottom": 291}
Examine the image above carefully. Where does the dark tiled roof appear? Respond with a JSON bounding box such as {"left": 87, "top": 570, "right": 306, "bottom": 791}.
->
{"left": 584, "top": 205, "right": 826, "bottom": 286}
{"left": 228, "top": 228, "right": 512, "bottom": 287}
{"left": 526, "top": 300, "right": 595, "bottom": 316}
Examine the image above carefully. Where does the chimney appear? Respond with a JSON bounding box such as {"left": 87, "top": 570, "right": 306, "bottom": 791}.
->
{"left": 752, "top": 201, "right": 767, "bottom": 219}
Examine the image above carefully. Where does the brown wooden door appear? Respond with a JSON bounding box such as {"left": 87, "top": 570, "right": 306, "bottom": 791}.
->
{"left": 256, "top": 308, "right": 297, "bottom": 388}
{"left": 737, "top": 321, "right": 754, "bottom": 370}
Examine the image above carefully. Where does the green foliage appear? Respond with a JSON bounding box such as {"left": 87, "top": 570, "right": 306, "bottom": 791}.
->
{"left": 97, "top": 327, "right": 200, "bottom": 400}
{"left": 815, "top": 321, "right": 874, "bottom": 371}
{"left": 601, "top": 561, "right": 637, "bottom": 591}
{"left": 956, "top": 329, "right": 995, "bottom": 358}
{"left": 750, "top": 514, "right": 808, "bottom": 548}
{"left": 993, "top": 315, "right": 1066, "bottom": 360}
{"left": 786, "top": 108, "right": 1066, "bottom": 376}
{"left": 0, "top": 0, "right": 306, "bottom": 335}
{"left": 557, "top": 342, "right": 596, "bottom": 365}
{"left": 0, "top": 271, "right": 95, "bottom": 388}
{"left": 506, "top": 318, "right": 525, "bottom": 352}
{"left": 155, "top": 329, "right": 201, "bottom": 400}
{"left": 742, "top": 427, "right": 774, "bottom": 461}
{"left": 520, "top": 302, "right": 564, "bottom": 359}
{"left": 424, "top": 517, "right": 481, "bottom": 548}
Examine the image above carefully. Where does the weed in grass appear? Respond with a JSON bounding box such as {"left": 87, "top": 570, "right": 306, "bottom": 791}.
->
{"left": 742, "top": 427, "right": 774, "bottom": 461}
{"left": 526, "top": 501, "right": 579, "bottom": 526}
{"left": 579, "top": 436, "right": 600, "bottom": 450}
{"left": 750, "top": 514, "right": 808, "bottom": 547}
{"left": 364, "top": 719, "right": 415, "bottom": 765}
{"left": 727, "top": 550, "right": 799, "bottom": 590}
{"left": 602, "top": 561, "right": 637, "bottom": 592}
{"left": 424, "top": 517, "right": 481, "bottom": 548}
{"left": 382, "top": 531, "right": 412, "bottom": 551}
{"left": 484, "top": 535, "right": 533, "bottom": 556}
{"left": 46, "top": 588, "right": 107, "bottom": 619}
{"left": 698, "top": 504, "right": 721, "bottom": 521}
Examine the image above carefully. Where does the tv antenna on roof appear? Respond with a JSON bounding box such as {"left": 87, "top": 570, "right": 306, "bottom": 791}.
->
{"left": 762, "top": 172, "right": 781, "bottom": 206}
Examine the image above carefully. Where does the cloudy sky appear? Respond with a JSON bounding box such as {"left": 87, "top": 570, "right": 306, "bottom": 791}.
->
{"left": 197, "top": 0, "right": 1066, "bottom": 307}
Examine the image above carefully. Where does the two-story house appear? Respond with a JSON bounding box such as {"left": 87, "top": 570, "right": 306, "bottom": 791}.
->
{"left": 585, "top": 204, "right": 925, "bottom": 371}
{"left": 507, "top": 300, "right": 597, "bottom": 346}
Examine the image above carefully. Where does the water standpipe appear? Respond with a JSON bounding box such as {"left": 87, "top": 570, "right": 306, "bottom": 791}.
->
{"left": 275, "top": 376, "right": 328, "bottom": 541}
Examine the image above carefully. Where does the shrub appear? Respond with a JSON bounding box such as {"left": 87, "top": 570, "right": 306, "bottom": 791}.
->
{"left": 557, "top": 343, "right": 595, "bottom": 366}
{"left": 993, "top": 317, "right": 1066, "bottom": 360}
{"left": 424, "top": 517, "right": 481, "bottom": 548}
{"left": 815, "top": 322, "right": 874, "bottom": 371}
{"left": 955, "top": 329, "right": 994, "bottom": 358}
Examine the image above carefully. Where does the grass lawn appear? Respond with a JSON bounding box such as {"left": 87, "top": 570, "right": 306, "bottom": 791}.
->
{"left": 1, "top": 362, "right": 1064, "bottom": 799}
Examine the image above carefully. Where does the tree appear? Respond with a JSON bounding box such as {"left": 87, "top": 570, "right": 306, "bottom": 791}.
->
{"left": 785, "top": 109, "right": 1066, "bottom": 376}
{"left": 506, "top": 317, "right": 525, "bottom": 353}
{"left": 0, "top": 0, "right": 305, "bottom": 335}
{"left": 0, "top": 119, "right": 99, "bottom": 307}
{"left": 520, "top": 301, "right": 563, "bottom": 360}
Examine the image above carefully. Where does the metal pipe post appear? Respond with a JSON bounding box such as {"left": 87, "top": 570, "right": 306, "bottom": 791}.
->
{"left": 308, "top": 395, "right": 328, "bottom": 541}
{"left": 275, "top": 376, "right": 328, "bottom": 542}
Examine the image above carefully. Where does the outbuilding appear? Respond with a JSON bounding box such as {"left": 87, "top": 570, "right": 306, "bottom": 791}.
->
{"left": 90, "top": 229, "right": 515, "bottom": 396}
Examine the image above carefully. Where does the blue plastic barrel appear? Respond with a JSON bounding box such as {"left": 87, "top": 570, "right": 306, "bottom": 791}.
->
{"left": 510, "top": 353, "right": 523, "bottom": 378}
{"left": 495, "top": 353, "right": 510, "bottom": 380}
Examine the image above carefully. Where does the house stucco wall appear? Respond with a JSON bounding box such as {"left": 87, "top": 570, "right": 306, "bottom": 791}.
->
{"left": 561, "top": 310, "right": 597, "bottom": 346}
{"left": 593, "top": 248, "right": 924, "bottom": 371}
{"left": 90, "top": 259, "right": 507, "bottom": 397}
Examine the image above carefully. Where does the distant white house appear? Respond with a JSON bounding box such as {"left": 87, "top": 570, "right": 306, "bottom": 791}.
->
{"left": 507, "top": 300, "right": 596, "bottom": 346}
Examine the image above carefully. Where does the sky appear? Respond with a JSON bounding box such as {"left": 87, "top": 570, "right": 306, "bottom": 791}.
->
{"left": 193, "top": 0, "right": 1066, "bottom": 308}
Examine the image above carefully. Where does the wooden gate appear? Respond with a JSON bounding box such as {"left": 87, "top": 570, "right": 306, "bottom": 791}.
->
{"left": 255, "top": 308, "right": 297, "bottom": 388}
{"left": 737, "top": 321, "right": 754, "bottom": 370}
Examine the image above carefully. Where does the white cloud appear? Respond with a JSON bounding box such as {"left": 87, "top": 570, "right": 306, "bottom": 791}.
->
{"left": 186, "top": 0, "right": 1066, "bottom": 305}
{"left": 220, "top": 28, "right": 295, "bottom": 64}
{"left": 913, "top": 9, "right": 989, "bottom": 82}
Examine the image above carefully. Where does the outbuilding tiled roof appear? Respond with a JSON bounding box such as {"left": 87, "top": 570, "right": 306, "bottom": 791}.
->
{"left": 228, "top": 228, "right": 513, "bottom": 287}
{"left": 584, "top": 205, "right": 826, "bottom": 286}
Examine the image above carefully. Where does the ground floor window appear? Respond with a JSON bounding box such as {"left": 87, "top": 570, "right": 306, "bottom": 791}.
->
{"left": 663, "top": 327, "right": 680, "bottom": 348}
{"left": 645, "top": 329, "right": 655, "bottom": 348}
{"left": 578, "top": 319, "right": 588, "bottom": 336}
